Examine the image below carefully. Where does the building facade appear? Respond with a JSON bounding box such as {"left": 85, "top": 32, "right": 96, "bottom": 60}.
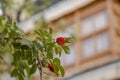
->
{"left": 49, "top": 0, "right": 120, "bottom": 80}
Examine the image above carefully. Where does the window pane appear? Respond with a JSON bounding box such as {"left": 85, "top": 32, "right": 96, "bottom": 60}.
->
{"left": 62, "top": 46, "right": 76, "bottom": 66}
{"left": 81, "top": 17, "right": 94, "bottom": 35}
{"left": 82, "top": 37, "right": 95, "bottom": 57}
{"left": 94, "top": 11, "right": 108, "bottom": 29}
{"left": 96, "top": 32, "right": 110, "bottom": 52}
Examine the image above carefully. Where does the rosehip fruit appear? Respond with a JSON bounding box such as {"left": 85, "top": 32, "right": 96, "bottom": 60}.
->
{"left": 48, "top": 64, "right": 54, "bottom": 72}
{"left": 56, "top": 37, "right": 65, "bottom": 46}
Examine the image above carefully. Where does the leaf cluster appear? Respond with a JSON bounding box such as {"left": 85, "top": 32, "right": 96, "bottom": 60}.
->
{"left": 0, "top": 16, "right": 71, "bottom": 80}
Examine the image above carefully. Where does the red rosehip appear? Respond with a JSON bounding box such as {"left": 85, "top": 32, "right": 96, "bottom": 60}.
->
{"left": 48, "top": 64, "right": 54, "bottom": 72}
{"left": 56, "top": 37, "right": 65, "bottom": 46}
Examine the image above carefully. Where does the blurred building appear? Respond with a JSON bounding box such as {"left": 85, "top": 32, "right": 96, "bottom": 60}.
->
{"left": 18, "top": 0, "right": 120, "bottom": 80}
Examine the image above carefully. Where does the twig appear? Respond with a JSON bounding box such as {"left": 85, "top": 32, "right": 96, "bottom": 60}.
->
{"left": 37, "top": 54, "right": 43, "bottom": 80}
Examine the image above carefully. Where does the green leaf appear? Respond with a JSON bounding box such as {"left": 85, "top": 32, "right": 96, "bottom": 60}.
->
{"left": 12, "top": 42, "right": 21, "bottom": 48}
{"left": 53, "top": 58, "right": 60, "bottom": 66}
{"left": 0, "top": 24, "right": 4, "bottom": 33}
{"left": 53, "top": 64, "right": 59, "bottom": 75}
{"left": 9, "top": 30, "right": 20, "bottom": 37}
{"left": 30, "top": 64, "right": 37, "bottom": 75}
{"left": 0, "top": 16, "right": 5, "bottom": 21}
{"left": 19, "top": 61, "right": 27, "bottom": 69}
{"left": 32, "top": 44, "right": 38, "bottom": 56}
{"left": 47, "top": 52, "right": 53, "bottom": 59}
{"left": 59, "top": 66, "right": 65, "bottom": 77}
{"left": 21, "top": 45, "right": 30, "bottom": 50}
{"left": 11, "top": 68, "right": 19, "bottom": 77}
{"left": 49, "top": 27, "right": 53, "bottom": 34}
{"left": 18, "top": 73, "right": 24, "bottom": 80}
{"left": 21, "top": 39, "right": 32, "bottom": 46}
{"left": 37, "top": 29, "right": 51, "bottom": 39}
{"left": 28, "top": 58, "right": 34, "bottom": 65}
{"left": 0, "top": 52, "right": 3, "bottom": 60}
{"left": 18, "top": 68, "right": 25, "bottom": 77}
{"left": 13, "top": 22, "right": 19, "bottom": 30}
{"left": 62, "top": 46, "right": 70, "bottom": 54}
{"left": 65, "top": 38, "right": 73, "bottom": 43}
{"left": 35, "top": 29, "right": 42, "bottom": 36}
{"left": 25, "top": 64, "right": 30, "bottom": 76}
{"left": 33, "top": 41, "right": 43, "bottom": 52}
{"left": 13, "top": 51, "right": 21, "bottom": 63}
{"left": 54, "top": 46, "right": 62, "bottom": 56}
{"left": 44, "top": 31, "right": 51, "bottom": 38}
{"left": 26, "top": 49, "right": 33, "bottom": 59}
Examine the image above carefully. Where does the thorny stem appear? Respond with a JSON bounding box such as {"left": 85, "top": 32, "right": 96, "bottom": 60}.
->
{"left": 37, "top": 54, "right": 43, "bottom": 80}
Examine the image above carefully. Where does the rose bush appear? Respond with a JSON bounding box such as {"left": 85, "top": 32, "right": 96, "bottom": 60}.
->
{"left": 0, "top": 16, "right": 71, "bottom": 80}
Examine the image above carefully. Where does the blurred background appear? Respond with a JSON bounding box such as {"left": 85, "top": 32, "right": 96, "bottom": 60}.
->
{"left": 0, "top": 0, "right": 120, "bottom": 80}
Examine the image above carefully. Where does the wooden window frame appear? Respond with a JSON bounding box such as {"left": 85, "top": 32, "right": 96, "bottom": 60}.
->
{"left": 79, "top": 1, "right": 111, "bottom": 63}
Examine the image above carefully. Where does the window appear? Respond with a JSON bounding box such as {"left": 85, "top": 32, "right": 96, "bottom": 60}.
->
{"left": 81, "top": 11, "right": 108, "bottom": 35}
{"left": 82, "top": 32, "right": 110, "bottom": 57}
{"left": 96, "top": 32, "right": 110, "bottom": 52}
{"left": 81, "top": 17, "right": 94, "bottom": 35}
{"left": 82, "top": 37, "right": 95, "bottom": 57}
{"left": 94, "top": 11, "right": 108, "bottom": 30}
